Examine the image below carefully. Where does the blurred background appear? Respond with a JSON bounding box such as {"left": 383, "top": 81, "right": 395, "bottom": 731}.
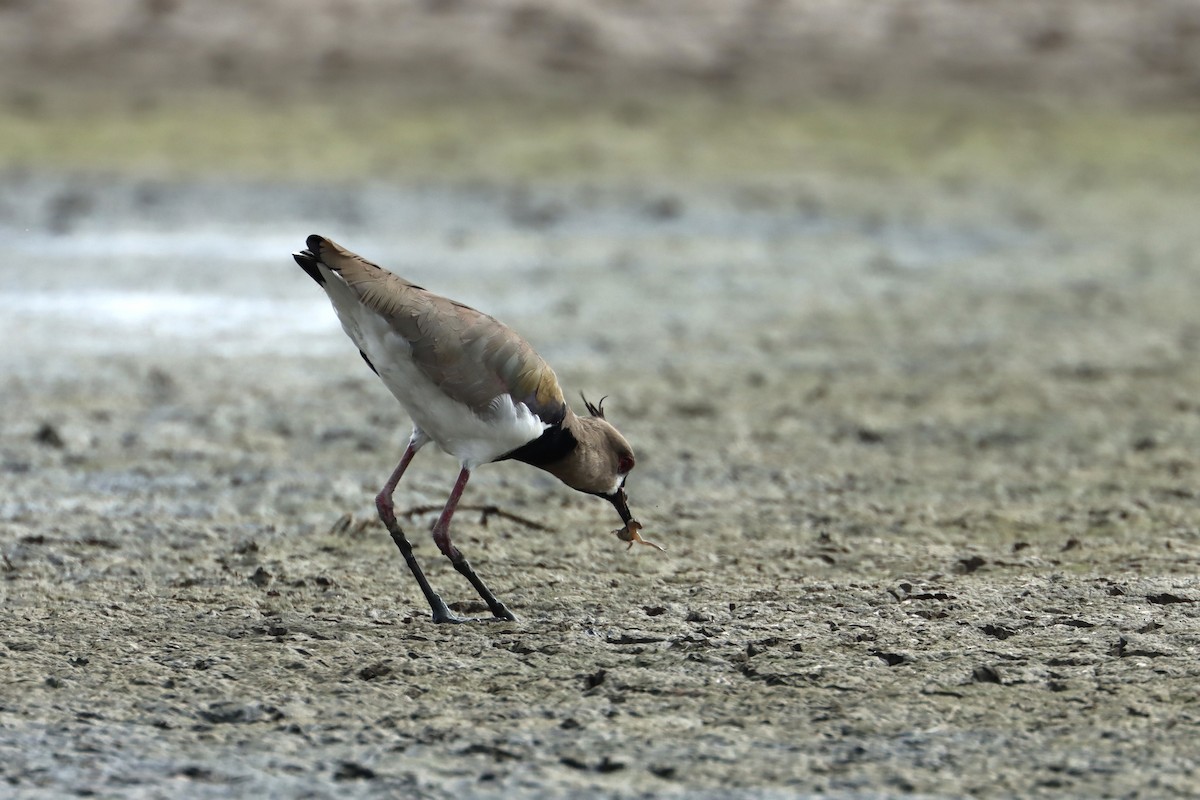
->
{"left": 4, "top": 0, "right": 1200, "bottom": 369}
{"left": 8, "top": 0, "right": 1200, "bottom": 104}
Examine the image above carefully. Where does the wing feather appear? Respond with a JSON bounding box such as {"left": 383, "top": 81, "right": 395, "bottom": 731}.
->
{"left": 302, "top": 235, "right": 566, "bottom": 425}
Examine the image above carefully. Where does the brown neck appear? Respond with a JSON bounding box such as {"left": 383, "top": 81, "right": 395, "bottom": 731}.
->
{"left": 538, "top": 410, "right": 618, "bottom": 495}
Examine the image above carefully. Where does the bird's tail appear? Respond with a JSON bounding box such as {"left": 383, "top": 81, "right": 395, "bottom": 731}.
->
{"left": 292, "top": 235, "right": 326, "bottom": 285}
{"left": 293, "top": 234, "right": 410, "bottom": 289}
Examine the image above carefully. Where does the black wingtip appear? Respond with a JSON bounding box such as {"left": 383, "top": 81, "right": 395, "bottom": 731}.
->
{"left": 358, "top": 349, "right": 379, "bottom": 376}
{"left": 294, "top": 234, "right": 329, "bottom": 285}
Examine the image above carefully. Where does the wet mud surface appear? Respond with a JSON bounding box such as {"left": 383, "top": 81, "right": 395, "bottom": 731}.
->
{"left": 3, "top": 159, "right": 1200, "bottom": 798}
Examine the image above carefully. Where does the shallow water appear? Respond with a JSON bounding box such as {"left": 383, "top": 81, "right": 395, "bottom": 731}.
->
{"left": 1, "top": 175, "right": 1039, "bottom": 370}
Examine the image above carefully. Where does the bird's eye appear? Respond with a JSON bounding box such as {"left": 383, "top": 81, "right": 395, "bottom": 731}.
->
{"left": 618, "top": 455, "right": 635, "bottom": 474}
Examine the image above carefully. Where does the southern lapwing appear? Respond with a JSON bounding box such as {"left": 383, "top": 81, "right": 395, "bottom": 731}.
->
{"left": 294, "top": 235, "right": 660, "bottom": 623}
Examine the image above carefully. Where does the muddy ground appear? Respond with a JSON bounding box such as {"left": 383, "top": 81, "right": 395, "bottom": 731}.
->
{"left": 3, "top": 115, "right": 1200, "bottom": 797}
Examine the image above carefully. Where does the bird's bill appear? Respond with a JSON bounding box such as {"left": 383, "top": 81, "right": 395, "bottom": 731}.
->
{"left": 607, "top": 486, "right": 636, "bottom": 525}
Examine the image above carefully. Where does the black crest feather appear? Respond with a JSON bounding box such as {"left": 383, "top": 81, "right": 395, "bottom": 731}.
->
{"left": 581, "top": 393, "right": 607, "bottom": 419}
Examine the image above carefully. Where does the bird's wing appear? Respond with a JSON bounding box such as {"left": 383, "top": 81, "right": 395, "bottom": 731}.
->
{"left": 297, "top": 235, "right": 567, "bottom": 425}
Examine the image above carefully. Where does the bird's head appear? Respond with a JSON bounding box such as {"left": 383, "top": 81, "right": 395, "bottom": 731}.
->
{"left": 546, "top": 395, "right": 637, "bottom": 525}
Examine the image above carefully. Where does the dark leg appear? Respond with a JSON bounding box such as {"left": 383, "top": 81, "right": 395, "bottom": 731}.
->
{"left": 375, "top": 434, "right": 460, "bottom": 624}
{"left": 431, "top": 467, "right": 518, "bottom": 622}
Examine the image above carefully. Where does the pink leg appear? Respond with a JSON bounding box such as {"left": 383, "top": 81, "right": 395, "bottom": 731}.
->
{"left": 374, "top": 432, "right": 461, "bottom": 624}
{"left": 430, "top": 467, "right": 471, "bottom": 559}
{"left": 375, "top": 438, "right": 422, "bottom": 529}
{"left": 431, "top": 467, "right": 517, "bottom": 622}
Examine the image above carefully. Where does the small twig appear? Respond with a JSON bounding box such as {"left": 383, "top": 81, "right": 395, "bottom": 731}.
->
{"left": 476, "top": 505, "right": 552, "bottom": 531}
{"left": 396, "top": 504, "right": 443, "bottom": 519}
{"left": 398, "top": 504, "right": 550, "bottom": 531}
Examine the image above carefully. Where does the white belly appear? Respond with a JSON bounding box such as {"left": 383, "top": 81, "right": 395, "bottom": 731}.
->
{"left": 325, "top": 278, "right": 545, "bottom": 468}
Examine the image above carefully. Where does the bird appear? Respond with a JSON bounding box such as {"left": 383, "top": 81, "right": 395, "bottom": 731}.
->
{"left": 293, "top": 235, "right": 659, "bottom": 623}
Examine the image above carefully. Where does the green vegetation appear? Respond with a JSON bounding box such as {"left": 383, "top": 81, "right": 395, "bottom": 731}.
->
{"left": 3, "top": 89, "right": 1200, "bottom": 192}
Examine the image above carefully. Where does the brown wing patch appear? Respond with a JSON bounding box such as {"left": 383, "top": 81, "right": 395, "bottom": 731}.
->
{"left": 308, "top": 235, "right": 566, "bottom": 423}
{"left": 307, "top": 235, "right": 420, "bottom": 318}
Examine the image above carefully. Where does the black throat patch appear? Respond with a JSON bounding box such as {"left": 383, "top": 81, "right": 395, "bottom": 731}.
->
{"left": 500, "top": 422, "right": 578, "bottom": 467}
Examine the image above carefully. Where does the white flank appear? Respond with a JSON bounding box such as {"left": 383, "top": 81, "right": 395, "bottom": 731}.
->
{"left": 317, "top": 264, "right": 546, "bottom": 468}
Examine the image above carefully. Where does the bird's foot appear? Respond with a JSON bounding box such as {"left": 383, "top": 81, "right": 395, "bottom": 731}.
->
{"left": 428, "top": 596, "right": 518, "bottom": 624}
{"left": 428, "top": 595, "right": 466, "bottom": 624}
{"left": 488, "top": 602, "right": 518, "bottom": 623}
{"left": 614, "top": 520, "right": 666, "bottom": 552}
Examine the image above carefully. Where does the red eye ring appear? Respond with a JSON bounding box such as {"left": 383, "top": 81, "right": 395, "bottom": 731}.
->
{"left": 618, "top": 455, "right": 635, "bottom": 474}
